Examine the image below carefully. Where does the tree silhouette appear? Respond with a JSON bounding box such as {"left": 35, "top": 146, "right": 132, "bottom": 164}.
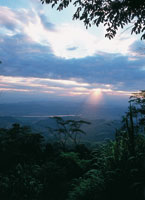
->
{"left": 118, "top": 91, "right": 145, "bottom": 156}
{"left": 41, "top": 0, "right": 145, "bottom": 39}
{"left": 129, "top": 90, "right": 145, "bottom": 133}
{"left": 49, "top": 117, "right": 91, "bottom": 147}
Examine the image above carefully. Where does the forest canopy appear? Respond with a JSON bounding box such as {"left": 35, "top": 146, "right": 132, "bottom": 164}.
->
{"left": 0, "top": 91, "right": 145, "bottom": 199}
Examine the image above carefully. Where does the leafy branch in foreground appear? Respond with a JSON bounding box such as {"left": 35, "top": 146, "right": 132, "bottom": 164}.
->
{"left": 41, "top": 0, "right": 145, "bottom": 40}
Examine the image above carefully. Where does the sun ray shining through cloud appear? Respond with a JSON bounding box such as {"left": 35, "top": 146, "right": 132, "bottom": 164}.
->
{"left": 0, "top": 75, "right": 133, "bottom": 101}
{"left": 87, "top": 89, "right": 103, "bottom": 105}
{"left": 0, "top": 0, "right": 144, "bottom": 106}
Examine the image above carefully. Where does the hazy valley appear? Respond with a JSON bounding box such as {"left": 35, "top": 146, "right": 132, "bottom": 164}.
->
{"left": 0, "top": 101, "right": 126, "bottom": 142}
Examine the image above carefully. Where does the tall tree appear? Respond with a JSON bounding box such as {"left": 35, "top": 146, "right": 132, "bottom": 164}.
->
{"left": 49, "top": 117, "right": 90, "bottom": 147}
{"left": 41, "top": 0, "right": 145, "bottom": 39}
{"left": 129, "top": 90, "right": 145, "bottom": 132}
{"left": 119, "top": 90, "right": 145, "bottom": 155}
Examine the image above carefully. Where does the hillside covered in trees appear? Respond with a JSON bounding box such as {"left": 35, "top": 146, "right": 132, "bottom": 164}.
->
{"left": 0, "top": 91, "right": 145, "bottom": 200}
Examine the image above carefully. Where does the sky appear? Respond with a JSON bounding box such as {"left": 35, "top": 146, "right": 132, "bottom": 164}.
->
{"left": 0, "top": 0, "right": 145, "bottom": 104}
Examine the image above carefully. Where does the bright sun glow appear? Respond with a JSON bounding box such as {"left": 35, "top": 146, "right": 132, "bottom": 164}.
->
{"left": 87, "top": 89, "right": 103, "bottom": 105}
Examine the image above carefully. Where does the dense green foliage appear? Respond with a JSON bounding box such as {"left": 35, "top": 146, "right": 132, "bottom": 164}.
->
{"left": 0, "top": 91, "right": 145, "bottom": 200}
{"left": 41, "top": 0, "right": 145, "bottom": 39}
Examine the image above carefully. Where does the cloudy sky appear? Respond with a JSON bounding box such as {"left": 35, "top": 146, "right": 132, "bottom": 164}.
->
{"left": 0, "top": 0, "right": 145, "bottom": 104}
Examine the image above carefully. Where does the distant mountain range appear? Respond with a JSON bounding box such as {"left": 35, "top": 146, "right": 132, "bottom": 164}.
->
{"left": 0, "top": 115, "right": 121, "bottom": 142}
{"left": 0, "top": 101, "right": 127, "bottom": 142}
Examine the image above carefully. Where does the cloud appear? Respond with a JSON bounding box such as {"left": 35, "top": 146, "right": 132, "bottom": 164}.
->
{"left": 129, "top": 40, "right": 145, "bottom": 57}
{"left": 0, "top": 75, "right": 133, "bottom": 99}
{"left": 0, "top": 4, "right": 145, "bottom": 96}
{"left": 0, "top": 7, "right": 19, "bottom": 31}
{"left": 0, "top": 75, "right": 91, "bottom": 96}
{"left": 0, "top": 6, "right": 97, "bottom": 59}
{"left": 39, "top": 14, "right": 56, "bottom": 31}
{"left": 0, "top": 88, "right": 32, "bottom": 92}
{"left": 0, "top": 31, "right": 145, "bottom": 92}
{"left": 67, "top": 47, "right": 78, "bottom": 51}
{"left": 0, "top": 5, "right": 138, "bottom": 59}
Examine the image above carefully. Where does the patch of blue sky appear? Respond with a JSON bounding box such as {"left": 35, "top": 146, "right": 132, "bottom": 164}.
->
{"left": 43, "top": 4, "right": 104, "bottom": 38}
{"left": 0, "top": 0, "right": 30, "bottom": 9}
{"left": 1, "top": 0, "right": 104, "bottom": 40}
